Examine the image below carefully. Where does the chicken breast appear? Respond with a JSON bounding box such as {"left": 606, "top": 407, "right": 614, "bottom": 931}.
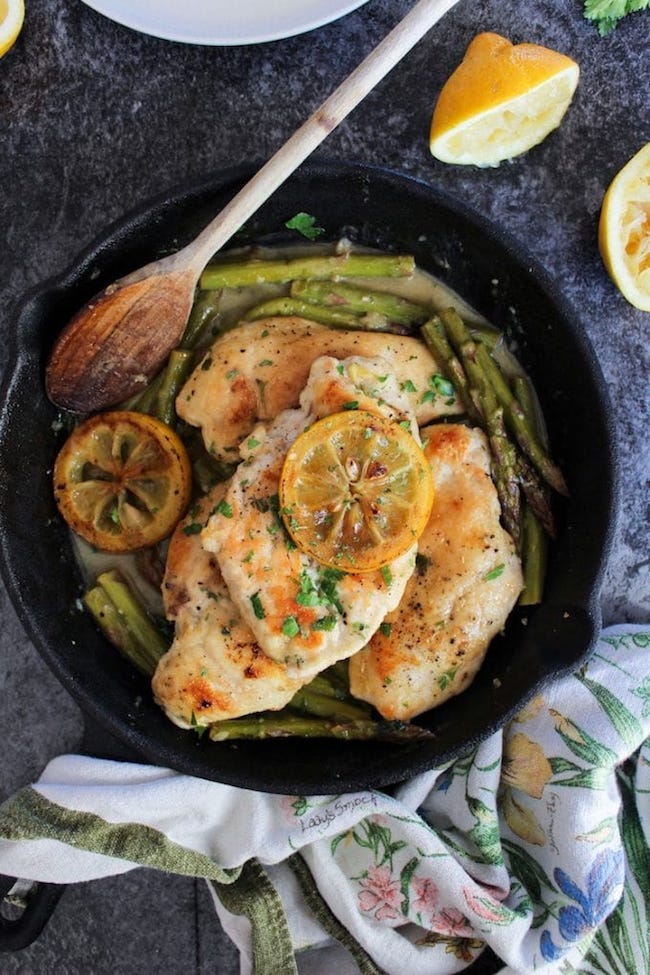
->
{"left": 152, "top": 490, "right": 305, "bottom": 726}
{"left": 348, "top": 423, "right": 523, "bottom": 721}
{"left": 300, "top": 354, "right": 422, "bottom": 431}
{"left": 176, "top": 318, "right": 462, "bottom": 461}
{"left": 201, "top": 354, "right": 419, "bottom": 680}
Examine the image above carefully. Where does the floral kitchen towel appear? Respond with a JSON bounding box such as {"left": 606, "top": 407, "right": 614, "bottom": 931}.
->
{"left": 0, "top": 624, "right": 648, "bottom": 975}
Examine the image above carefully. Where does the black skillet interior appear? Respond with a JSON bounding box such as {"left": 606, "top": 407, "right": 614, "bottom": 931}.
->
{"left": 0, "top": 161, "right": 618, "bottom": 794}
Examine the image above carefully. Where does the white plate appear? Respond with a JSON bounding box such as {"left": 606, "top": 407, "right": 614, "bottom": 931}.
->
{"left": 81, "top": 0, "right": 372, "bottom": 45}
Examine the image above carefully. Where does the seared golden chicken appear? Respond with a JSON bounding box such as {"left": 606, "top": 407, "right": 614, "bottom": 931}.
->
{"left": 152, "top": 490, "right": 305, "bottom": 726}
{"left": 348, "top": 423, "right": 523, "bottom": 721}
{"left": 176, "top": 318, "right": 462, "bottom": 461}
{"left": 201, "top": 354, "right": 418, "bottom": 680}
{"left": 300, "top": 354, "right": 423, "bottom": 430}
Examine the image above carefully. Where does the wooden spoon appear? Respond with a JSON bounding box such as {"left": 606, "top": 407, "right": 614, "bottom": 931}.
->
{"left": 46, "top": 0, "right": 460, "bottom": 413}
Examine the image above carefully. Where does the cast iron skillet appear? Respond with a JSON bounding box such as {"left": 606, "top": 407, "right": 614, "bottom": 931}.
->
{"left": 0, "top": 160, "right": 618, "bottom": 796}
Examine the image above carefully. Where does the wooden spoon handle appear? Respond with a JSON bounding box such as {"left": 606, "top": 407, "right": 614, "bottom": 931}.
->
{"left": 183, "top": 0, "right": 460, "bottom": 271}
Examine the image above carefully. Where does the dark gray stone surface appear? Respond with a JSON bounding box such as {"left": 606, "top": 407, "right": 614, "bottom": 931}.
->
{"left": 0, "top": 0, "right": 648, "bottom": 971}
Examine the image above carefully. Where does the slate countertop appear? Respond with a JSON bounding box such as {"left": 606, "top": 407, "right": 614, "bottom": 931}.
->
{"left": 0, "top": 1, "right": 648, "bottom": 971}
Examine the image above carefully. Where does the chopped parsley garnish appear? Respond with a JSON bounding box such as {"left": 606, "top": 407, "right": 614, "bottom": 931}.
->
{"left": 190, "top": 712, "right": 208, "bottom": 739}
{"left": 400, "top": 379, "right": 417, "bottom": 393}
{"left": 310, "top": 616, "right": 337, "bottom": 632}
{"left": 250, "top": 592, "right": 265, "bottom": 619}
{"left": 282, "top": 615, "right": 300, "bottom": 637}
{"left": 295, "top": 567, "right": 344, "bottom": 614}
{"left": 342, "top": 400, "right": 359, "bottom": 410}
{"left": 380, "top": 565, "right": 392, "bottom": 586}
{"left": 484, "top": 564, "right": 505, "bottom": 581}
{"left": 437, "top": 667, "right": 458, "bottom": 691}
{"left": 379, "top": 621, "right": 392, "bottom": 637}
{"left": 214, "top": 498, "right": 233, "bottom": 518}
{"left": 422, "top": 373, "right": 456, "bottom": 406}
{"left": 284, "top": 212, "right": 325, "bottom": 240}
{"left": 182, "top": 522, "right": 203, "bottom": 536}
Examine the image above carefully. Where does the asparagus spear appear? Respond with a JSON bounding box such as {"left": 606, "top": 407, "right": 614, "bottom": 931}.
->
{"left": 290, "top": 279, "right": 429, "bottom": 328}
{"left": 515, "top": 454, "right": 557, "bottom": 539}
{"left": 180, "top": 288, "right": 223, "bottom": 349}
{"left": 427, "top": 307, "right": 560, "bottom": 600}
{"left": 122, "top": 369, "right": 165, "bottom": 415}
{"left": 420, "top": 317, "right": 481, "bottom": 422}
{"left": 243, "top": 296, "right": 368, "bottom": 330}
{"left": 208, "top": 714, "right": 434, "bottom": 741}
{"left": 199, "top": 252, "right": 415, "bottom": 290}
{"left": 519, "top": 505, "right": 548, "bottom": 606}
{"left": 442, "top": 310, "right": 523, "bottom": 545}
{"left": 510, "top": 374, "right": 556, "bottom": 539}
{"left": 84, "top": 570, "right": 169, "bottom": 676}
{"left": 480, "top": 378, "right": 522, "bottom": 548}
{"left": 289, "top": 685, "right": 373, "bottom": 721}
{"left": 155, "top": 348, "right": 194, "bottom": 426}
{"left": 83, "top": 586, "right": 151, "bottom": 673}
{"left": 474, "top": 342, "right": 568, "bottom": 496}
{"left": 304, "top": 672, "right": 353, "bottom": 701}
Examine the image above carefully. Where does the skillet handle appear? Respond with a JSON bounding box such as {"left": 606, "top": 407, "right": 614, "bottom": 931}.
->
{"left": 0, "top": 874, "right": 65, "bottom": 951}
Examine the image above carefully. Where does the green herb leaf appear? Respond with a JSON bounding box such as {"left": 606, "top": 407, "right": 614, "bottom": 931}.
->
{"left": 282, "top": 615, "right": 300, "bottom": 637}
{"left": 250, "top": 592, "right": 265, "bottom": 619}
{"left": 380, "top": 565, "right": 393, "bottom": 586}
{"left": 215, "top": 498, "right": 233, "bottom": 518}
{"left": 583, "top": 0, "right": 649, "bottom": 35}
{"left": 311, "top": 615, "right": 337, "bottom": 632}
{"left": 284, "top": 212, "right": 325, "bottom": 240}
{"left": 484, "top": 564, "right": 505, "bottom": 581}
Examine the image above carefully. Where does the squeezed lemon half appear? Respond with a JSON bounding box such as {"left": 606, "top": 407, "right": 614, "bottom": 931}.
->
{"left": 598, "top": 143, "right": 650, "bottom": 312}
{"left": 430, "top": 32, "right": 580, "bottom": 168}
{"left": 0, "top": 0, "right": 24, "bottom": 58}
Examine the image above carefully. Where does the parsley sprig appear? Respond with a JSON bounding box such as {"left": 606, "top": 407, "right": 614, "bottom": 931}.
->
{"left": 583, "top": 0, "right": 649, "bottom": 35}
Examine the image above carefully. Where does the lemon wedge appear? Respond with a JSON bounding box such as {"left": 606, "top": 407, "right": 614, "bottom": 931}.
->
{"left": 598, "top": 143, "right": 650, "bottom": 312}
{"left": 430, "top": 32, "right": 580, "bottom": 168}
{"left": 0, "top": 0, "right": 24, "bottom": 58}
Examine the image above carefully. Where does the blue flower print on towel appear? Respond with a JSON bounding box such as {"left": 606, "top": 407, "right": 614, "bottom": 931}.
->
{"left": 540, "top": 849, "right": 624, "bottom": 961}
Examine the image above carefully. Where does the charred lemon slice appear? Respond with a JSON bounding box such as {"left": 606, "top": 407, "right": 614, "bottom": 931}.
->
{"left": 279, "top": 410, "right": 434, "bottom": 572}
{"left": 53, "top": 411, "right": 192, "bottom": 552}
